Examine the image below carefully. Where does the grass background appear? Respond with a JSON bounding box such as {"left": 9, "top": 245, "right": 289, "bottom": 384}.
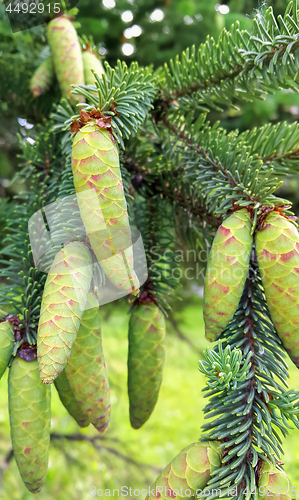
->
{"left": 0, "top": 295, "right": 299, "bottom": 499}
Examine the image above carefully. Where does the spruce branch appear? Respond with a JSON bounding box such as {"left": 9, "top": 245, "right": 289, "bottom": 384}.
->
{"left": 240, "top": 121, "right": 299, "bottom": 175}
{"left": 158, "top": 113, "right": 291, "bottom": 219}
{"left": 199, "top": 257, "right": 299, "bottom": 498}
{"left": 132, "top": 196, "right": 180, "bottom": 313}
{"left": 71, "top": 61, "right": 157, "bottom": 147}
{"left": 0, "top": 180, "right": 48, "bottom": 343}
{"left": 158, "top": 1, "right": 299, "bottom": 113}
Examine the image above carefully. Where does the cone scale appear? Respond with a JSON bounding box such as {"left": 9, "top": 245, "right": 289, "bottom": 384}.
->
{"left": 146, "top": 441, "right": 221, "bottom": 500}
{"left": 64, "top": 294, "right": 110, "bottom": 433}
{"left": 257, "top": 462, "right": 293, "bottom": 500}
{"left": 255, "top": 211, "right": 299, "bottom": 368}
{"left": 128, "top": 302, "right": 166, "bottom": 429}
{"left": 37, "top": 241, "right": 93, "bottom": 384}
{"left": 203, "top": 209, "right": 253, "bottom": 342}
{"left": 8, "top": 357, "right": 51, "bottom": 494}
{"left": 71, "top": 121, "right": 139, "bottom": 295}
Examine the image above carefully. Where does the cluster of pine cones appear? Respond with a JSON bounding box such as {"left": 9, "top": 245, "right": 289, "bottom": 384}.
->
{"left": 0, "top": 15, "right": 166, "bottom": 494}
{"left": 1, "top": 13, "right": 297, "bottom": 498}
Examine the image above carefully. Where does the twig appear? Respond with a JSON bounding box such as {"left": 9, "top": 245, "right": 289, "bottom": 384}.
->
{"left": 49, "top": 433, "right": 163, "bottom": 474}
{"left": 157, "top": 39, "right": 299, "bottom": 108}
{"left": 5, "top": 449, "right": 14, "bottom": 465}
{"left": 4, "top": 433, "right": 162, "bottom": 474}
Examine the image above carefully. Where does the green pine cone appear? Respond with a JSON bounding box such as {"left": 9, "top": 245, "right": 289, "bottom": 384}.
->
{"left": 8, "top": 357, "right": 51, "bottom": 494}
{"left": 54, "top": 369, "right": 90, "bottom": 428}
{"left": 0, "top": 321, "right": 14, "bottom": 379}
{"left": 30, "top": 57, "right": 54, "bottom": 98}
{"left": 82, "top": 51, "right": 105, "bottom": 86}
{"left": 203, "top": 209, "right": 253, "bottom": 342}
{"left": 47, "top": 16, "right": 84, "bottom": 104}
{"left": 65, "top": 294, "right": 110, "bottom": 433}
{"left": 128, "top": 303, "right": 166, "bottom": 429}
{"left": 37, "top": 241, "right": 93, "bottom": 385}
{"left": 146, "top": 441, "right": 221, "bottom": 500}
{"left": 257, "top": 462, "right": 293, "bottom": 500}
{"left": 255, "top": 211, "right": 299, "bottom": 368}
{"left": 72, "top": 121, "right": 139, "bottom": 295}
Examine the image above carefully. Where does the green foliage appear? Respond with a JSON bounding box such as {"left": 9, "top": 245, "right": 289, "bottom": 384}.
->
{"left": 72, "top": 60, "right": 157, "bottom": 147}
{"left": 200, "top": 261, "right": 299, "bottom": 496}
{"left": 160, "top": 2, "right": 299, "bottom": 113}
{"left": 3, "top": 0, "right": 299, "bottom": 495}
{"left": 199, "top": 341, "right": 252, "bottom": 392}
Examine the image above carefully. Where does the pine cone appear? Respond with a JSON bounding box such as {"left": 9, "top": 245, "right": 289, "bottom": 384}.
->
{"left": 82, "top": 51, "right": 105, "bottom": 86}
{"left": 72, "top": 121, "right": 139, "bottom": 295}
{"left": 255, "top": 211, "right": 299, "bottom": 368}
{"left": 203, "top": 209, "right": 253, "bottom": 341}
{"left": 54, "top": 369, "right": 90, "bottom": 428}
{"left": 128, "top": 303, "right": 165, "bottom": 429}
{"left": 64, "top": 294, "right": 110, "bottom": 433}
{"left": 0, "top": 321, "right": 14, "bottom": 379}
{"left": 146, "top": 441, "right": 221, "bottom": 500}
{"left": 8, "top": 357, "right": 51, "bottom": 494}
{"left": 37, "top": 241, "right": 93, "bottom": 384}
{"left": 47, "top": 16, "right": 84, "bottom": 104}
{"left": 257, "top": 462, "right": 293, "bottom": 500}
{"left": 30, "top": 57, "right": 54, "bottom": 98}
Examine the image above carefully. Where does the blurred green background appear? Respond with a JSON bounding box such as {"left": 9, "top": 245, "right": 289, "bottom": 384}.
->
{"left": 1, "top": 0, "right": 299, "bottom": 498}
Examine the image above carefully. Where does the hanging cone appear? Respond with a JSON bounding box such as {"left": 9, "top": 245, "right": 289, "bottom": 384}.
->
{"left": 37, "top": 241, "right": 93, "bottom": 384}
{"left": 72, "top": 120, "right": 139, "bottom": 295}
{"left": 203, "top": 209, "right": 253, "bottom": 342}
{"left": 255, "top": 211, "right": 299, "bottom": 368}
{"left": 8, "top": 356, "right": 51, "bottom": 494}
{"left": 47, "top": 16, "right": 85, "bottom": 104}
{"left": 128, "top": 302, "right": 165, "bottom": 429}
{"left": 82, "top": 50, "right": 105, "bottom": 85}
{"left": 146, "top": 441, "right": 221, "bottom": 500}
{"left": 64, "top": 293, "right": 110, "bottom": 433}
{"left": 30, "top": 57, "right": 54, "bottom": 98}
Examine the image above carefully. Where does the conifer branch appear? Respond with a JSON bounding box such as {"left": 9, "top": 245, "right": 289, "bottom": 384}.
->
{"left": 200, "top": 258, "right": 299, "bottom": 496}
{"left": 159, "top": 1, "right": 299, "bottom": 112}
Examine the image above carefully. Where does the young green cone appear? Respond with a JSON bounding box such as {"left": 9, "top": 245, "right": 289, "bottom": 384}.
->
{"left": 37, "top": 241, "right": 93, "bottom": 385}
{"left": 203, "top": 209, "right": 253, "bottom": 342}
{"left": 255, "top": 211, "right": 299, "bottom": 368}
{"left": 128, "top": 302, "right": 165, "bottom": 429}
{"left": 82, "top": 51, "right": 105, "bottom": 85}
{"left": 47, "top": 16, "right": 84, "bottom": 104}
{"left": 146, "top": 441, "right": 221, "bottom": 500}
{"left": 54, "top": 369, "right": 90, "bottom": 428}
{"left": 72, "top": 121, "right": 139, "bottom": 295}
{"left": 64, "top": 293, "right": 110, "bottom": 433}
{"left": 8, "top": 357, "right": 51, "bottom": 494}
{"left": 257, "top": 462, "right": 293, "bottom": 500}
{"left": 0, "top": 321, "right": 14, "bottom": 379}
{"left": 30, "top": 57, "right": 54, "bottom": 98}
